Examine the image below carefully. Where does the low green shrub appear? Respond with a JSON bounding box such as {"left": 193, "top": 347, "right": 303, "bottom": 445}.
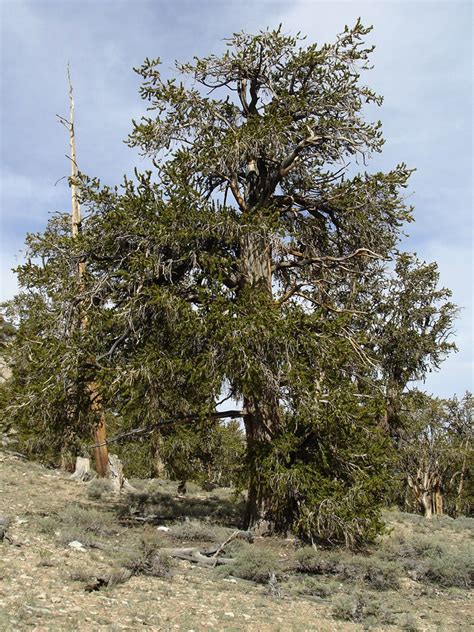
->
{"left": 294, "top": 546, "right": 400, "bottom": 590}
{"left": 118, "top": 530, "right": 173, "bottom": 579}
{"left": 399, "top": 613, "right": 420, "bottom": 631}
{"left": 292, "top": 576, "right": 340, "bottom": 599}
{"left": 332, "top": 592, "right": 396, "bottom": 625}
{"left": 87, "top": 478, "right": 113, "bottom": 500}
{"left": 220, "top": 545, "right": 280, "bottom": 584}
{"left": 377, "top": 533, "right": 472, "bottom": 588}
{"left": 170, "top": 520, "right": 233, "bottom": 543}
{"left": 294, "top": 546, "right": 322, "bottom": 573}
{"left": 416, "top": 550, "right": 473, "bottom": 588}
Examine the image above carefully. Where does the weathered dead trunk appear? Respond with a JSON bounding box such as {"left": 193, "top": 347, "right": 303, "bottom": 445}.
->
{"left": 455, "top": 438, "right": 469, "bottom": 516}
{"left": 61, "top": 67, "right": 109, "bottom": 476}
{"left": 71, "top": 456, "right": 92, "bottom": 481}
{"left": 421, "top": 491, "right": 433, "bottom": 519}
{"left": 107, "top": 454, "right": 125, "bottom": 492}
{"left": 408, "top": 470, "right": 434, "bottom": 519}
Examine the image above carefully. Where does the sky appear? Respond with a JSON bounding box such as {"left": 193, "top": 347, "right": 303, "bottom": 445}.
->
{"left": 0, "top": 0, "right": 472, "bottom": 398}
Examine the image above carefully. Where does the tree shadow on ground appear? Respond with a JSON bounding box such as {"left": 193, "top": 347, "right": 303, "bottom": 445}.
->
{"left": 117, "top": 488, "right": 246, "bottom": 528}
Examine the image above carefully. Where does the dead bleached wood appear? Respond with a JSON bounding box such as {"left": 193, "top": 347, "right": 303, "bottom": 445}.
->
{"left": 162, "top": 547, "right": 234, "bottom": 567}
{"left": 71, "top": 456, "right": 93, "bottom": 482}
{"left": 211, "top": 529, "right": 241, "bottom": 566}
{"left": 107, "top": 454, "right": 137, "bottom": 493}
{"left": 57, "top": 65, "right": 110, "bottom": 477}
{"left": 160, "top": 529, "right": 253, "bottom": 568}
{"left": 108, "top": 454, "right": 124, "bottom": 493}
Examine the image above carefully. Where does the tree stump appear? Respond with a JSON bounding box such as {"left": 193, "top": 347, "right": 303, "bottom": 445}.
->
{"left": 71, "top": 457, "right": 93, "bottom": 482}
{"left": 108, "top": 454, "right": 136, "bottom": 493}
{"left": 108, "top": 454, "right": 124, "bottom": 493}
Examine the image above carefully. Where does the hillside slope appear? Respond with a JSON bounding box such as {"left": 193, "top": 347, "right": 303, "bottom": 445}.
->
{"left": 0, "top": 452, "right": 472, "bottom": 631}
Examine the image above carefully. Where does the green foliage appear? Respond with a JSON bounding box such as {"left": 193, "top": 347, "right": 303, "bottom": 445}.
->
{"left": 86, "top": 478, "right": 113, "bottom": 500}
{"left": 390, "top": 391, "right": 473, "bottom": 517}
{"left": 378, "top": 532, "right": 473, "bottom": 588}
{"left": 295, "top": 547, "right": 400, "bottom": 590}
{"left": 1, "top": 21, "right": 459, "bottom": 545}
{"left": 119, "top": 530, "right": 173, "bottom": 579}
{"left": 159, "top": 420, "right": 246, "bottom": 488}
{"left": 218, "top": 544, "right": 280, "bottom": 583}
{"left": 373, "top": 253, "right": 458, "bottom": 438}
{"left": 332, "top": 592, "right": 397, "bottom": 625}
{"left": 376, "top": 254, "right": 458, "bottom": 389}
{"left": 258, "top": 377, "right": 390, "bottom": 545}
{"left": 170, "top": 520, "right": 233, "bottom": 543}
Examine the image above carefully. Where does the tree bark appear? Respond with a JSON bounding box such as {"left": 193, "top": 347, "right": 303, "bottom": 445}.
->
{"left": 89, "top": 381, "right": 109, "bottom": 477}
{"left": 433, "top": 488, "right": 444, "bottom": 516}
{"left": 63, "top": 67, "right": 109, "bottom": 476}
{"left": 455, "top": 438, "right": 469, "bottom": 516}
{"left": 71, "top": 456, "right": 92, "bottom": 482}
{"left": 242, "top": 393, "right": 280, "bottom": 529}
{"left": 240, "top": 233, "right": 272, "bottom": 293}
{"left": 239, "top": 230, "right": 280, "bottom": 529}
{"left": 421, "top": 491, "right": 432, "bottom": 519}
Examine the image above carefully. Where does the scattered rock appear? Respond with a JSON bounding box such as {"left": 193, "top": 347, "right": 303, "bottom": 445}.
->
{"left": 0, "top": 515, "right": 12, "bottom": 543}
{"left": 68, "top": 540, "right": 86, "bottom": 551}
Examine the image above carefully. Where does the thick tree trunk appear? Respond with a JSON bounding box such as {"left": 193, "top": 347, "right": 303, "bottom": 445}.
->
{"left": 239, "top": 230, "right": 279, "bottom": 530}
{"left": 433, "top": 489, "right": 444, "bottom": 516}
{"left": 240, "top": 233, "right": 272, "bottom": 293}
{"left": 89, "top": 381, "right": 109, "bottom": 478}
{"left": 242, "top": 394, "right": 280, "bottom": 529}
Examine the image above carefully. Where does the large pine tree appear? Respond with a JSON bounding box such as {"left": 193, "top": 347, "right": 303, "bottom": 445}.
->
{"left": 1, "top": 22, "right": 458, "bottom": 544}
{"left": 123, "top": 22, "right": 412, "bottom": 529}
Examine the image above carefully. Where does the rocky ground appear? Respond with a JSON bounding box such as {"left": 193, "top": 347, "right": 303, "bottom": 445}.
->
{"left": 0, "top": 451, "right": 472, "bottom": 631}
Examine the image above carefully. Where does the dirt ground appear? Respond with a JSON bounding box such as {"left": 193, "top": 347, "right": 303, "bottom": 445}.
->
{"left": 0, "top": 451, "right": 472, "bottom": 631}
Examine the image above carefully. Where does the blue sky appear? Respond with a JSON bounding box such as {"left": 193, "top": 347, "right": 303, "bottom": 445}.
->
{"left": 0, "top": 0, "right": 472, "bottom": 397}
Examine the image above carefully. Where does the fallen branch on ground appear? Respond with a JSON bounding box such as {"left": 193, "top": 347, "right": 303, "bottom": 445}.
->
{"left": 162, "top": 547, "right": 234, "bottom": 567}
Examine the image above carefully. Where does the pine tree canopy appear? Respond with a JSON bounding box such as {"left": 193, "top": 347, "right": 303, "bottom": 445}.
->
{"left": 0, "top": 21, "right": 459, "bottom": 544}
